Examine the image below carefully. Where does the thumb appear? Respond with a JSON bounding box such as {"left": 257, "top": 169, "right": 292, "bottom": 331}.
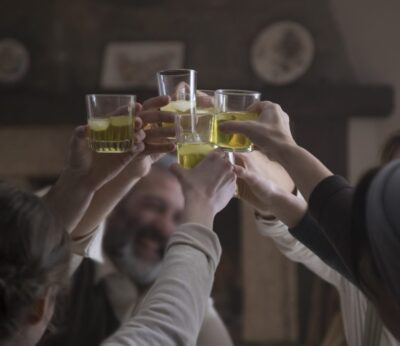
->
{"left": 234, "top": 165, "right": 259, "bottom": 187}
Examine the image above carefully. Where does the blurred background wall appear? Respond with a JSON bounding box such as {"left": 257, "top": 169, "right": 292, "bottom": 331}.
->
{"left": 0, "top": 0, "right": 395, "bottom": 345}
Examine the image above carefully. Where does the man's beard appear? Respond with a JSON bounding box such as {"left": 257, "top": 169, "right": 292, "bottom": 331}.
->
{"left": 103, "top": 223, "right": 168, "bottom": 287}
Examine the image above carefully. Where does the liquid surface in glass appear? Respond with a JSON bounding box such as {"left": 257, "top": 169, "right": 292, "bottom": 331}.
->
{"left": 88, "top": 115, "right": 133, "bottom": 153}
{"left": 177, "top": 141, "right": 217, "bottom": 169}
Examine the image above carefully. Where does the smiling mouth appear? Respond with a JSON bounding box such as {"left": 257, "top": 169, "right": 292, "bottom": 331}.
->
{"left": 134, "top": 236, "right": 164, "bottom": 263}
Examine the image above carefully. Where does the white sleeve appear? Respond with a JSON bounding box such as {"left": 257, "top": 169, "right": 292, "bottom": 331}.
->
{"left": 68, "top": 224, "right": 102, "bottom": 275}
{"left": 196, "top": 298, "right": 233, "bottom": 346}
{"left": 256, "top": 216, "right": 343, "bottom": 288}
{"left": 101, "top": 223, "right": 221, "bottom": 346}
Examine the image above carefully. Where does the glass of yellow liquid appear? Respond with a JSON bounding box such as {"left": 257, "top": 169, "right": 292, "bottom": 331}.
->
{"left": 211, "top": 89, "right": 261, "bottom": 152}
{"left": 157, "top": 69, "right": 197, "bottom": 135}
{"left": 86, "top": 94, "right": 135, "bottom": 153}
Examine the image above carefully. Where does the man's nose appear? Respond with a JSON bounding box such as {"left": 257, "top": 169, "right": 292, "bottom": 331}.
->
{"left": 153, "top": 215, "right": 175, "bottom": 238}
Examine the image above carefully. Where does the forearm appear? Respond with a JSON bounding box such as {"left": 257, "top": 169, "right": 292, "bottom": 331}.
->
{"left": 276, "top": 143, "right": 333, "bottom": 201}
{"left": 43, "top": 169, "right": 94, "bottom": 235}
{"left": 266, "top": 187, "right": 307, "bottom": 228}
{"left": 72, "top": 166, "right": 143, "bottom": 239}
{"left": 180, "top": 203, "right": 215, "bottom": 229}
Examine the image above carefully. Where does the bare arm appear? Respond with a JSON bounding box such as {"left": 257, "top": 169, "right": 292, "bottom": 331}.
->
{"left": 43, "top": 125, "right": 144, "bottom": 236}
{"left": 71, "top": 96, "right": 178, "bottom": 239}
{"left": 43, "top": 96, "right": 179, "bottom": 243}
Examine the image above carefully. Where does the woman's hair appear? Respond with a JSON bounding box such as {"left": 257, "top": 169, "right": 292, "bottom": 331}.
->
{"left": 0, "top": 181, "right": 70, "bottom": 341}
{"left": 380, "top": 129, "right": 400, "bottom": 164}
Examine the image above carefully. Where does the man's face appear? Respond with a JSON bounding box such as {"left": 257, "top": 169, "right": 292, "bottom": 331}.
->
{"left": 104, "top": 168, "right": 185, "bottom": 286}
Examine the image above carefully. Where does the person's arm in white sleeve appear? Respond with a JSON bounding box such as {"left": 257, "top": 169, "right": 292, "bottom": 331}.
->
{"left": 233, "top": 154, "right": 342, "bottom": 288}
{"left": 255, "top": 216, "right": 342, "bottom": 287}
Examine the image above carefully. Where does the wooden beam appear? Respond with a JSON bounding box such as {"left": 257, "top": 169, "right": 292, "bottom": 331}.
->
{"left": 0, "top": 85, "right": 393, "bottom": 125}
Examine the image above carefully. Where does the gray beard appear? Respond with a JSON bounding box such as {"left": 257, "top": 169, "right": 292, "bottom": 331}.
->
{"left": 109, "top": 240, "right": 163, "bottom": 287}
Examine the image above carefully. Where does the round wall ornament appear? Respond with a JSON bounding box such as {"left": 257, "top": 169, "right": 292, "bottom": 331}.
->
{"left": 251, "top": 21, "right": 315, "bottom": 85}
{"left": 0, "top": 38, "right": 30, "bottom": 83}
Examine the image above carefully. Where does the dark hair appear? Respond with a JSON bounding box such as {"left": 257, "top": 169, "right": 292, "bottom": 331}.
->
{"left": 351, "top": 167, "right": 380, "bottom": 283}
{"left": 380, "top": 130, "right": 400, "bottom": 164}
{"left": 0, "top": 181, "right": 70, "bottom": 341}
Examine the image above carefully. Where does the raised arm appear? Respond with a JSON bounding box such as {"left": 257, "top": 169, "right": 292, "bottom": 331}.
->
{"left": 70, "top": 96, "right": 177, "bottom": 240}
{"left": 102, "top": 150, "right": 236, "bottom": 346}
{"left": 43, "top": 120, "right": 145, "bottom": 237}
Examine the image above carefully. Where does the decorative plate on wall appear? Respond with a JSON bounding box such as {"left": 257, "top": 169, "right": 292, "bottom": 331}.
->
{"left": 251, "top": 21, "right": 315, "bottom": 85}
{"left": 0, "top": 38, "right": 30, "bottom": 84}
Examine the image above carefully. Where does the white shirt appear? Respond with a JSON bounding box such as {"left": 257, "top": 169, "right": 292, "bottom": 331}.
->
{"left": 255, "top": 217, "right": 399, "bottom": 346}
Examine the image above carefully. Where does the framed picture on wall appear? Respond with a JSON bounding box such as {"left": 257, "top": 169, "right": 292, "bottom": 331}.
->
{"left": 100, "top": 41, "right": 185, "bottom": 89}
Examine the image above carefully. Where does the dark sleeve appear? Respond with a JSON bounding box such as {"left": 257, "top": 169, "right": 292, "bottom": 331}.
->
{"left": 289, "top": 211, "right": 356, "bottom": 284}
{"left": 308, "top": 175, "right": 358, "bottom": 279}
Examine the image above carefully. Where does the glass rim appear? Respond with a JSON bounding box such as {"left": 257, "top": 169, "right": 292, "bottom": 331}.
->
{"left": 85, "top": 94, "right": 136, "bottom": 99}
{"left": 157, "top": 68, "right": 197, "bottom": 77}
{"left": 215, "top": 89, "right": 261, "bottom": 96}
{"left": 198, "top": 89, "right": 215, "bottom": 95}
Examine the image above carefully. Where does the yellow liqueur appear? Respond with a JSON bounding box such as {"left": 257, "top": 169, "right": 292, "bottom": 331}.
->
{"left": 211, "top": 111, "right": 257, "bottom": 151}
{"left": 88, "top": 115, "right": 133, "bottom": 153}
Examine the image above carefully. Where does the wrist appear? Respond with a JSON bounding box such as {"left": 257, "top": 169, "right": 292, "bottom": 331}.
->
{"left": 274, "top": 141, "right": 301, "bottom": 165}
{"left": 180, "top": 197, "right": 216, "bottom": 229}
{"left": 124, "top": 156, "right": 151, "bottom": 179}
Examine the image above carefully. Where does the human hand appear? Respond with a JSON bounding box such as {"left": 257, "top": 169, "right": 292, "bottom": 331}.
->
{"left": 123, "top": 95, "right": 178, "bottom": 178}
{"left": 196, "top": 89, "right": 214, "bottom": 109}
{"left": 66, "top": 108, "right": 145, "bottom": 191}
{"left": 234, "top": 160, "right": 307, "bottom": 226}
{"left": 219, "top": 101, "right": 296, "bottom": 162}
{"left": 170, "top": 150, "right": 236, "bottom": 227}
{"left": 234, "top": 151, "right": 295, "bottom": 216}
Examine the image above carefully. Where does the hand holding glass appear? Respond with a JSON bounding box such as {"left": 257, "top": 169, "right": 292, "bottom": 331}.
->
{"left": 211, "top": 89, "right": 261, "bottom": 152}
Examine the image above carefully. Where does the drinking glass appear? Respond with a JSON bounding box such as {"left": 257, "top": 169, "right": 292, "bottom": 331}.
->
{"left": 211, "top": 89, "right": 261, "bottom": 152}
{"left": 157, "top": 69, "right": 197, "bottom": 133}
{"left": 86, "top": 94, "right": 135, "bottom": 153}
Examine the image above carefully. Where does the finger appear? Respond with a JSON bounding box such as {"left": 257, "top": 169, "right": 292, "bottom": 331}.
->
{"left": 233, "top": 165, "right": 258, "bottom": 186}
{"left": 197, "top": 95, "right": 214, "bottom": 108}
{"left": 132, "top": 142, "right": 145, "bottom": 153}
{"left": 247, "top": 100, "right": 278, "bottom": 113}
{"left": 233, "top": 152, "right": 247, "bottom": 168}
{"left": 135, "top": 102, "right": 143, "bottom": 114}
{"left": 142, "top": 96, "right": 170, "bottom": 111}
{"left": 134, "top": 116, "right": 143, "bottom": 130}
{"left": 139, "top": 110, "right": 177, "bottom": 125}
{"left": 133, "top": 129, "right": 146, "bottom": 143}
{"left": 145, "top": 126, "right": 176, "bottom": 139}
